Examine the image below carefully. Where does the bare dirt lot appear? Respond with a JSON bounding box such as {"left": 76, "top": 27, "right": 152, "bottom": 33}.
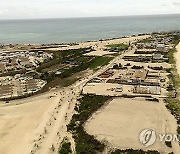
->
{"left": 85, "top": 98, "right": 178, "bottom": 154}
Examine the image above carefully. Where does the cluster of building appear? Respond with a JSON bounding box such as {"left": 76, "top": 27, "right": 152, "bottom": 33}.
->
{"left": 83, "top": 34, "right": 173, "bottom": 98}
{"left": 86, "top": 66, "right": 165, "bottom": 96}
{"left": 123, "top": 53, "right": 168, "bottom": 62}
{"left": 0, "top": 75, "right": 46, "bottom": 99}
{"left": 0, "top": 50, "right": 53, "bottom": 74}
{"left": 136, "top": 35, "right": 174, "bottom": 50}
{"left": 0, "top": 50, "right": 52, "bottom": 99}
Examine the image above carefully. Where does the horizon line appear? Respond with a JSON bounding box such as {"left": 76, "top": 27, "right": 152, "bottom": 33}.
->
{"left": 0, "top": 13, "right": 180, "bottom": 21}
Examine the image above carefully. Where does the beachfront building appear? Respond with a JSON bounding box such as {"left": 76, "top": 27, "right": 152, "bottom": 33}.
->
{"left": 133, "top": 85, "right": 161, "bottom": 95}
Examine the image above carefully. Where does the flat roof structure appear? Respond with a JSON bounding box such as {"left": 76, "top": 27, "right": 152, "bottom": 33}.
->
{"left": 132, "top": 69, "right": 148, "bottom": 81}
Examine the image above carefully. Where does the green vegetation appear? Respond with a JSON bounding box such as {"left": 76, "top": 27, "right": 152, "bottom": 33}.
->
{"left": 165, "top": 98, "right": 180, "bottom": 124}
{"left": 67, "top": 94, "right": 110, "bottom": 154}
{"left": 36, "top": 48, "right": 114, "bottom": 91}
{"left": 171, "top": 35, "right": 180, "bottom": 46}
{"left": 111, "top": 149, "right": 160, "bottom": 154}
{"left": 177, "top": 126, "right": 180, "bottom": 134}
{"left": 59, "top": 137, "right": 72, "bottom": 154}
{"left": 164, "top": 35, "right": 180, "bottom": 132}
{"left": 40, "top": 75, "right": 80, "bottom": 93}
{"left": 165, "top": 64, "right": 180, "bottom": 124}
{"left": 113, "top": 63, "right": 123, "bottom": 69}
{"left": 167, "top": 49, "right": 177, "bottom": 64}
{"left": 89, "top": 56, "right": 113, "bottom": 70}
{"left": 165, "top": 141, "right": 172, "bottom": 148}
{"left": 107, "top": 43, "right": 129, "bottom": 51}
{"left": 137, "top": 38, "right": 152, "bottom": 44}
{"left": 123, "top": 56, "right": 152, "bottom": 63}
{"left": 37, "top": 48, "right": 90, "bottom": 73}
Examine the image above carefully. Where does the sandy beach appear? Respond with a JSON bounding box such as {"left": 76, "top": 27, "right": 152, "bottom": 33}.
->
{"left": 46, "top": 35, "right": 150, "bottom": 52}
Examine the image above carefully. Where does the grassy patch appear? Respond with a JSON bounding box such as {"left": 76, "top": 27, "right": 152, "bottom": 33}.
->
{"left": 89, "top": 56, "right": 113, "bottom": 70}
{"left": 167, "top": 49, "right": 177, "bottom": 64}
{"left": 37, "top": 48, "right": 90, "bottom": 73}
{"left": 36, "top": 48, "right": 114, "bottom": 90}
{"left": 137, "top": 38, "right": 152, "bottom": 44}
{"left": 106, "top": 43, "right": 129, "bottom": 51}
{"left": 171, "top": 35, "right": 180, "bottom": 46}
{"left": 165, "top": 98, "right": 180, "bottom": 124}
{"left": 67, "top": 94, "right": 110, "bottom": 154}
{"left": 59, "top": 137, "right": 72, "bottom": 154}
{"left": 39, "top": 73, "right": 80, "bottom": 92}
{"left": 165, "top": 36, "right": 180, "bottom": 126}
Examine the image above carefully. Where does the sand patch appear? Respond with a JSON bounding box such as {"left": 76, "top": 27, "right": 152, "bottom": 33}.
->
{"left": 175, "top": 43, "right": 180, "bottom": 75}
{"left": 85, "top": 98, "right": 177, "bottom": 153}
{"left": 84, "top": 50, "right": 116, "bottom": 56}
{"left": 0, "top": 92, "right": 58, "bottom": 154}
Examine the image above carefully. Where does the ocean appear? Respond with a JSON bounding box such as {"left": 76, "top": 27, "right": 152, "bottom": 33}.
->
{"left": 0, "top": 14, "right": 180, "bottom": 44}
